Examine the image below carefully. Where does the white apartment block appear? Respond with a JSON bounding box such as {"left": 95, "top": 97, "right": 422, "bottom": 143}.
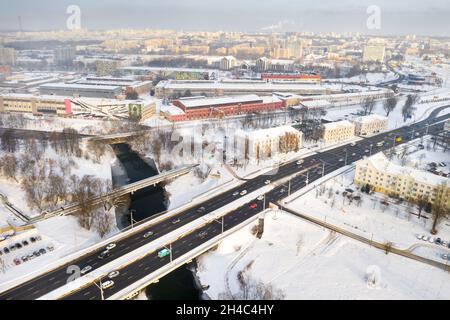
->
{"left": 355, "top": 152, "right": 450, "bottom": 204}
{"left": 352, "top": 114, "right": 388, "bottom": 136}
{"left": 322, "top": 120, "right": 355, "bottom": 144}
{"left": 235, "top": 126, "right": 303, "bottom": 161}
{"left": 363, "top": 45, "right": 386, "bottom": 63}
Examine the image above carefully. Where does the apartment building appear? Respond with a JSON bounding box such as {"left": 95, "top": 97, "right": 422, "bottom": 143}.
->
{"left": 352, "top": 114, "right": 388, "bottom": 136}
{"left": 235, "top": 126, "right": 303, "bottom": 160}
{"left": 322, "top": 120, "right": 355, "bottom": 144}
{"left": 355, "top": 152, "right": 450, "bottom": 204}
{"left": 363, "top": 45, "right": 386, "bottom": 63}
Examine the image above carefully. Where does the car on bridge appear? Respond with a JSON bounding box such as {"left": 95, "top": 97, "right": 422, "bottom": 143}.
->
{"left": 171, "top": 218, "right": 181, "bottom": 225}
{"left": 197, "top": 231, "right": 208, "bottom": 239}
{"left": 249, "top": 203, "right": 258, "bottom": 209}
{"left": 106, "top": 243, "right": 116, "bottom": 251}
{"left": 143, "top": 231, "right": 154, "bottom": 238}
{"left": 240, "top": 190, "right": 248, "bottom": 196}
{"left": 108, "top": 271, "right": 120, "bottom": 279}
{"left": 101, "top": 280, "right": 115, "bottom": 290}
{"left": 196, "top": 207, "right": 206, "bottom": 214}
{"left": 98, "top": 250, "right": 110, "bottom": 260}
{"left": 158, "top": 248, "right": 171, "bottom": 258}
{"left": 296, "top": 160, "right": 304, "bottom": 165}
{"left": 81, "top": 266, "right": 92, "bottom": 275}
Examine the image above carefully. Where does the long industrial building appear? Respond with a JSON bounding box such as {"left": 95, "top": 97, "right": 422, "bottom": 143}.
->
{"left": 155, "top": 79, "right": 337, "bottom": 98}
{"left": 162, "top": 94, "right": 285, "bottom": 122}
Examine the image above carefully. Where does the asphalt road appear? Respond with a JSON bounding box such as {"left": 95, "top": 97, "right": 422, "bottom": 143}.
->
{"left": 1, "top": 105, "right": 449, "bottom": 300}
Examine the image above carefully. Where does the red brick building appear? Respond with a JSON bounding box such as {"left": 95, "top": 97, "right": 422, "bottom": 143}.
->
{"left": 166, "top": 95, "right": 285, "bottom": 122}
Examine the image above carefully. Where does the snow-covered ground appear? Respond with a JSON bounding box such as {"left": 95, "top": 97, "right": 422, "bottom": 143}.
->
{"left": 0, "top": 141, "right": 119, "bottom": 283}
{"left": 282, "top": 140, "right": 450, "bottom": 263}
{"left": 197, "top": 210, "right": 450, "bottom": 299}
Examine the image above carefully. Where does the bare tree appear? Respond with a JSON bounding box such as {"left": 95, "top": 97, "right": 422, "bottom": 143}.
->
{"left": 0, "top": 154, "right": 18, "bottom": 182}
{"left": 1, "top": 129, "right": 17, "bottom": 153}
{"left": 383, "top": 96, "right": 398, "bottom": 116}
{"left": 402, "top": 94, "right": 418, "bottom": 122}
{"left": 361, "top": 97, "right": 376, "bottom": 116}
{"left": 431, "top": 183, "right": 450, "bottom": 235}
{"left": 94, "top": 210, "right": 113, "bottom": 238}
{"left": 415, "top": 194, "right": 429, "bottom": 220}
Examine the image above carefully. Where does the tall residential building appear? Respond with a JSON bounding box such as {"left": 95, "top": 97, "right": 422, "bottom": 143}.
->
{"left": 54, "top": 46, "right": 76, "bottom": 65}
{"left": 219, "top": 56, "right": 237, "bottom": 70}
{"left": 363, "top": 45, "right": 386, "bottom": 62}
{"left": 0, "top": 47, "right": 17, "bottom": 66}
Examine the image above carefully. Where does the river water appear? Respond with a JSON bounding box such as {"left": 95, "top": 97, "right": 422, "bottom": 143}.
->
{"left": 111, "top": 143, "right": 202, "bottom": 300}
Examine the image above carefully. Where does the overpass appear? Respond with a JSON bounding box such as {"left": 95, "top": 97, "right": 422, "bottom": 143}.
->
{"left": 0, "top": 105, "right": 449, "bottom": 300}
{"left": 31, "top": 165, "right": 198, "bottom": 222}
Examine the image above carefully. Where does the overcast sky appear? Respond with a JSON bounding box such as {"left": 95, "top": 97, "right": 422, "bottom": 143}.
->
{"left": 0, "top": 0, "right": 449, "bottom": 36}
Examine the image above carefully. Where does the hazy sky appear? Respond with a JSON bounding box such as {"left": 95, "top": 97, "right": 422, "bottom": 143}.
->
{"left": 0, "top": 0, "right": 449, "bottom": 36}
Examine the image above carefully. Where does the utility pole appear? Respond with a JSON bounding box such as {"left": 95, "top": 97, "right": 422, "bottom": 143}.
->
{"left": 93, "top": 279, "right": 105, "bottom": 300}
{"left": 288, "top": 179, "right": 291, "bottom": 196}
{"left": 130, "top": 209, "right": 136, "bottom": 229}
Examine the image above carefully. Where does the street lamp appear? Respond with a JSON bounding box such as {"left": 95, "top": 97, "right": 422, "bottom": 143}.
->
{"left": 129, "top": 209, "right": 137, "bottom": 229}
{"left": 92, "top": 278, "right": 105, "bottom": 300}
{"left": 369, "top": 143, "right": 374, "bottom": 156}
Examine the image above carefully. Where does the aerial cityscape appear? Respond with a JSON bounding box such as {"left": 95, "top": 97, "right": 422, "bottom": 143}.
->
{"left": 0, "top": 0, "right": 449, "bottom": 305}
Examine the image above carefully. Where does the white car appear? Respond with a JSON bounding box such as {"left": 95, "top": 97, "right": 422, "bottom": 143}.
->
{"left": 108, "top": 271, "right": 120, "bottom": 279}
{"left": 416, "top": 234, "right": 423, "bottom": 240}
{"left": 81, "top": 266, "right": 92, "bottom": 275}
{"left": 106, "top": 243, "right": 116, "bottom": 251}
{"left": 350, "top": 142, "right": 356, "bottom": 147}
{"left": 240, "top": 190, "right": 247, "bottom": 196}
{"left": 143, "top": 231, "right": 154, "bottom": 238}
{"left": 296, "top": 160, "right": 304, "bottom": 165}
{"left": 257, "top": 195, "right": 264, "bottom": 201}
{"left": 429, "top": 237, "right": 435, "bottom": 244}
{"left": 232, "top": 191, "right": 239, "bottom": 196}
{"left": 264, "top": 180, "right": 271, "bottom": 185}
{"left": 101, "top": 280, "right": 115, "bottom": 290}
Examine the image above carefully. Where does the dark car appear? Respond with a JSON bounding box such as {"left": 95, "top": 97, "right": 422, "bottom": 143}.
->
{"left": 98, "top": 250, "right": 110, "bottom": 260}
{"left": 22, "top": 240, "right": 29, "bottom": 246}
{"left": 3, "top": 247, "right": 10, "bottom": 254}
{"left": 196, "top": 207, "right": 206, "bottom": 214}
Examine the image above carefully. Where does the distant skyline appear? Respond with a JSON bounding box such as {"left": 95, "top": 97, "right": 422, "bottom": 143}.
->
{"left": 0, "top": 0, "right": 449, "bottom": 36}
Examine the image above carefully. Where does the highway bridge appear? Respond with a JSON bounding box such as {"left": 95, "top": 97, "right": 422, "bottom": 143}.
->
{"left": 31, "top": 165, "right": 197, "bottom": 222}
{"left": 0, "top": 105, "right": 449, "bottom": 300}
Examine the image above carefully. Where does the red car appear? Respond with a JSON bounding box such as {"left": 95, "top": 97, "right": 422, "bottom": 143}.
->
{"left": 249, "top": 203, "right": 258, "bottom": 209}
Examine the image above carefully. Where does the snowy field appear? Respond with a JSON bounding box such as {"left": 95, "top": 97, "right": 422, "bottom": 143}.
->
{"left": 197, "top": 210, "right": 450, "bottom": 300}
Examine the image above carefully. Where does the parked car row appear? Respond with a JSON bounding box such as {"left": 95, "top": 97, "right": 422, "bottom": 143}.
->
{"left": 416, "top": 234, "right": 450, "bottom": 247}
{"left": 12, "top": 244, "right": 55, "bottom": 266}
{"left": 0, "top": 236, "right": 42, "bottom": 256}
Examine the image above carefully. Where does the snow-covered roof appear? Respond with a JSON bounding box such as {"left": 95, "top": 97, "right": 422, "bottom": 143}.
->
{"left": 323, "top": 120, "right": 355, "bottom": 130}
{"left": 237, "top": 125, "right": 301, "bottom": 140}
{"left": 362, "top": 152, "right": 449, "bottom": 186}
{"left": 352, "top": 114, "right": 388, "bottom": 124}
{"left": 177, "top": 94, "right": 262, "bottom": 108}
{"left": 300, "top": 100, "right": 332, "bottom": 109}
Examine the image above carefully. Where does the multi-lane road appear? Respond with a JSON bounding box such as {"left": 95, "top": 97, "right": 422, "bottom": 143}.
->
{"left": 1, "top": 105, "right": 449, "bottom": 300}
